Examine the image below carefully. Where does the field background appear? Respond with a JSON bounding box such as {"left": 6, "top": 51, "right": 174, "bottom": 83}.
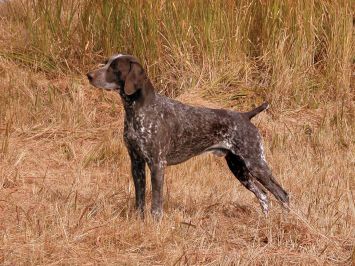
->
{"left": 0, "top": 0, "right": 354, "bottom": 265}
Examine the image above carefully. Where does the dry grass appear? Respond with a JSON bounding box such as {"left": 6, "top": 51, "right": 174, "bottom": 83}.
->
{"left": 0, "top": 0, "right": 354, "bottom": 265}
{"left": 0, "top": 56, "right": 354, "bottom": 266}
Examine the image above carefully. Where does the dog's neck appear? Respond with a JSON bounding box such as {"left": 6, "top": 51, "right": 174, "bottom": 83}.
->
{"left": 120, "top": 78, "right": 156, "bottom": 112}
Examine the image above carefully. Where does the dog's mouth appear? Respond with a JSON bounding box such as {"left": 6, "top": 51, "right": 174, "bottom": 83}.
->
{"left": 92, "top": 84, "right": 120, "bottom": 91}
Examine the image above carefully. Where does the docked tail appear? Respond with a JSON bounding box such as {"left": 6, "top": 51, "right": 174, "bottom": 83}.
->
{"left": 244, "top": 102, "right": 269, "bottom": 119}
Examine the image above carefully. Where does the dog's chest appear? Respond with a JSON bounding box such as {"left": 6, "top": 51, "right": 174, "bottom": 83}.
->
{"left": 123, "top": 111, "right": 160, "bottom": 155}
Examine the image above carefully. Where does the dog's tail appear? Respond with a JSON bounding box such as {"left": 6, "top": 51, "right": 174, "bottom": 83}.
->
{"left": 244, "top": 102, "right": 269, "bottom": 120}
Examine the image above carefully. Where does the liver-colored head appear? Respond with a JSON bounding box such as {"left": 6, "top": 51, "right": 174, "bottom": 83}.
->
{"left": 87, "top": 54, "right": 146, "bottom": 96}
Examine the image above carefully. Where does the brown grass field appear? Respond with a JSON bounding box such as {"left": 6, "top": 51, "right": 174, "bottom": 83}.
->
{"left": 0, "top": 0, "right": 354, "bottom": 265}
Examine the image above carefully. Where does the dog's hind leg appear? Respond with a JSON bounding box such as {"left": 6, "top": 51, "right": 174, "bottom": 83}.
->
{"left": 233, "top": 128, "right": 289, "bottom": 209}
{"left": 225, "top": 152, "right": 269, "bottom": 214}
{"left": 246, "top": 158, "right": 289, "bottom": 207}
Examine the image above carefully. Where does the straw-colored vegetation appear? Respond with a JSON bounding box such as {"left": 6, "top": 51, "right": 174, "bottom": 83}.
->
{"left": 0, "top": 0, "right": 354, "bottom": 264}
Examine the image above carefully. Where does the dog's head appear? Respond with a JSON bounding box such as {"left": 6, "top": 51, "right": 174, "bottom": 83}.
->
{"left": 87, "top": 54, "right": 146, "bottom": 96}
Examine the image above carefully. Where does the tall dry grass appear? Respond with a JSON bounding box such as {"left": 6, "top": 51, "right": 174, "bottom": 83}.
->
{"left": 1, "top": 0, "right": 353, "bottom": 106}
{"left": 0, "top": 0, "right": 354, "bottom": 265}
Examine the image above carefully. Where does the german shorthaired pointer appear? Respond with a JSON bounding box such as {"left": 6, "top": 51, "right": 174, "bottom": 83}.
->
{"left": 87, "top": 54, "right": 289, "bottom": 219}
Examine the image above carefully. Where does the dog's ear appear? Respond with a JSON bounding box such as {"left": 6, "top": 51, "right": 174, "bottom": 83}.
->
{"left": 124, "top": 62, "right": 144, "bottom": 95}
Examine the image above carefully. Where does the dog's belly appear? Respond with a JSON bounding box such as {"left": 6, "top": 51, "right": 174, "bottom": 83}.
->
{"left": 166, "top": 141, "right": 230, "bottom": 165}
{"left": 164, "top": 118, "right": 234, "bottom": 165}
{"left": 166, "top": 150, "right": 200, "bottom": 165}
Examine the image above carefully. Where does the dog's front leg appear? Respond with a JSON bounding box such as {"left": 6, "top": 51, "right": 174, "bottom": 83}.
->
{"left": 149, "top": 162, "right": 166, "bottom": 220}
{"left": 128, "top": 150, "right": 146, "bottom": 216}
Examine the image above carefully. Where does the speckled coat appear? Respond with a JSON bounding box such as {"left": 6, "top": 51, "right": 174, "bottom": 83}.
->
{"left": 87, "top": 54, "right": 289, "bottom": 219}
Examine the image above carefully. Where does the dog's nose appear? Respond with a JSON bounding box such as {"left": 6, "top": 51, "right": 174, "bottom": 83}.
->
{"left": 87, "top": 72, "right": 93, "bottom": 82}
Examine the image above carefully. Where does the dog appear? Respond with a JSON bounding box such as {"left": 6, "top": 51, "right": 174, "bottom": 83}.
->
{"left": 87, "top": 54, "right": 289, "bottom": 219}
